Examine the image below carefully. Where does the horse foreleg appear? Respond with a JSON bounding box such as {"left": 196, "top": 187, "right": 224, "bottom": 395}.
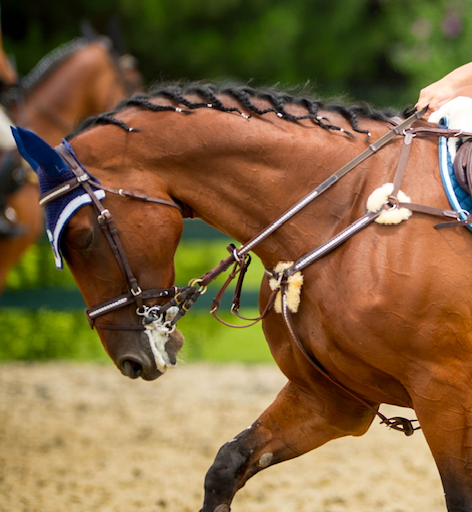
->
{"left": 199, "top": 379, "right": 376, "bottom": 512}
{"left": 413, "top": 389, "right": 472, "bottom": 512}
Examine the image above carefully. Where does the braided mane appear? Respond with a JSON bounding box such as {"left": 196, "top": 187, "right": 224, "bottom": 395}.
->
{"left": 71, "top": 82, "right": 400, "bottom": 138}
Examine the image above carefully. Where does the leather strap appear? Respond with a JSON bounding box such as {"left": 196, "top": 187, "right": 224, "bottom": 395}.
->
{"left": 286, "top": 210, "right": 382, "bottom": 277}
{"left": 53, "top": 143, "right": 180, "bottom": 330}
{"left": 39, "top": 175, "right": 183, "bottom": 212}
{"left": 391, "top": 131, "right": 414, "bottom": 198}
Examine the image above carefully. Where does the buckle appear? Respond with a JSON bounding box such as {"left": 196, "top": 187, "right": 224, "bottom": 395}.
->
{"left": 131, "top": 285, "right": 142, "bottom": 297}
{"left": 97, "top": 209, "right": 111, "bottom": 224}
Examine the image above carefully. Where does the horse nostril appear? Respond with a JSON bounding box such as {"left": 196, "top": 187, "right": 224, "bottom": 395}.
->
{"left": 117, "top": 351, "right": 161, "bottom": 381}
{"left": 121, "top": 359, "right": 143, "bottom": 379}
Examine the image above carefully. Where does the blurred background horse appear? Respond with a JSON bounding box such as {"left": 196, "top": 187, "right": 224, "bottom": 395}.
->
{"left": 0, "top": 36, "right": 142, "bottom": 294}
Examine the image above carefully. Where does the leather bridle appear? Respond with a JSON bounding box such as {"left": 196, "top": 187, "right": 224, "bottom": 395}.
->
{"left": 41, "top": 142, "right": 193, "bottom": 332}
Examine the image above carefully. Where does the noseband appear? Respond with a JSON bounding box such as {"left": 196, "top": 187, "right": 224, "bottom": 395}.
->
{"left": 41, "top": 142, "right": 197, "bottom": 331}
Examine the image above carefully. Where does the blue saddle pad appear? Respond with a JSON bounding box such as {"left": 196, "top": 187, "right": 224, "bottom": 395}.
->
{"left": 438, "top": 116, "right": 472, "bottom": 232}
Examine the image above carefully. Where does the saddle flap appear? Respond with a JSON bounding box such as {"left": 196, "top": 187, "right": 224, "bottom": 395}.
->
{"left": 453, "top": 140, "right": 472, "bottom": 195}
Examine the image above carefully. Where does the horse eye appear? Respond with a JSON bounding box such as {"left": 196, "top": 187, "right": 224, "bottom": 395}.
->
{"left": 63, "top": 224, "right": 94, "bottom": 251}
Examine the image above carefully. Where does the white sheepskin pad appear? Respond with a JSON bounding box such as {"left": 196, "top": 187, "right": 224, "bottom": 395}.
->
{"left": 429, "top": 96, "right": 472, "bottom": 159}
{"left": 269, "top": 262, "right": 304, "bottom": 314}
{"left": 366, "top": 183, "right": 412, "bottom": 225}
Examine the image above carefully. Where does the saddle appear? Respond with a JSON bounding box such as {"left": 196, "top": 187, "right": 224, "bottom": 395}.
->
{"left": 454, "top": 139, "right": 472, "bottom": 196}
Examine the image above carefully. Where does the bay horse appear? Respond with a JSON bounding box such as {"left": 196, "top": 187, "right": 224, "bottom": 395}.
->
{"left": 0, "top": 36, "right": 141, "bottom": 293}
{"left": 12, "top": 83, "right": 472, "bottom": 512}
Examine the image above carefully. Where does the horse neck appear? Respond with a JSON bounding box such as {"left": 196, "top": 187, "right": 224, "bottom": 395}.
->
{"left": 73, "top": 106, "right": 397, "bottom": 266}
{"left": 145, "top": 109, "right": 380, "bottom": 266}
{"left": 12, "top": 41, "right": 125, "bottom": 145}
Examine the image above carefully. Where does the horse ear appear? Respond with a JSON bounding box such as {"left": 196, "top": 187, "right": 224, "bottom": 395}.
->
{"left": 80, "top": 19, "right": 99, "bottom": 41}
{"left": 11, "top": 127, "right": 67, "bottom": 177}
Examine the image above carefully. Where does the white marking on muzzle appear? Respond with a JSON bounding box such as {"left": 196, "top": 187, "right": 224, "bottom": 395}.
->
{"left": 144, "top": 306, "right": 180, "bottom": 374}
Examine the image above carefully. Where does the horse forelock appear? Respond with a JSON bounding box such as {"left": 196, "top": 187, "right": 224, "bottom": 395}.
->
{"left": 68, "top": 82, "right": 401, "bottom": 140}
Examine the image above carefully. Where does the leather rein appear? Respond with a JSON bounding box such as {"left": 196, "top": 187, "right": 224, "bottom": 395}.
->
{"left": 42, "top": 109, "right": 472, "bottom": 434}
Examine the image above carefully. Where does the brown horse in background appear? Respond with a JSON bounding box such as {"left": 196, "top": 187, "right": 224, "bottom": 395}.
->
{"left": 13, "top": 84, "right": 472, "bottom": 511}
{"left": 0, "top": 37, "right": 141, "bottom": 293}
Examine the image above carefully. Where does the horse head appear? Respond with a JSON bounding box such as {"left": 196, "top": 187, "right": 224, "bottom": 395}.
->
{"left": 13, "top": 126, "right": 184, "bottom": 380}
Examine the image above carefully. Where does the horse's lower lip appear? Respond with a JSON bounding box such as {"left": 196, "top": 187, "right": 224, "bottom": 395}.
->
{"left": 139, "top": 370, "right": 163, "bottom": 381}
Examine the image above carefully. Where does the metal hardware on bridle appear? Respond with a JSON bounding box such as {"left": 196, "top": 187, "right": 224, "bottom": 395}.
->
{"left": 379, "top": 416, "right": 420, "bottom": 436}
{"left": 190, "top": 243, "right": 277, "bottom": 329}
{"left": 163, "top": 282, "right": 207, "bottom": 325}
{"left": 206, "top": 246, "right": 260, "bottom": 324}
{"left": 129, "top": 281, "right": 207, "bottom": 331}
{"left": 136, "top": 305, "right": 163, "bottom": 325}
{"left": 136, "top": 304, "right": 181, "bottom": 334}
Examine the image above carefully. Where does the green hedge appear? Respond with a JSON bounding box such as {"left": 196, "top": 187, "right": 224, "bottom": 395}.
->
{"left": 0, "top": 308, "right": 272, "bottom": 364}
{"left": 6, "top": 1, "right": 472, "bottom": 111}
{"left": 0, "top": 236, "right": 273, "bottom": 364}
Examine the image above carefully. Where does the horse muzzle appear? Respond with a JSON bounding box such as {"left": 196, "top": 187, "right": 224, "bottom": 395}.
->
{"left": 112, "top": 327, "right": 185, "bottom": 381}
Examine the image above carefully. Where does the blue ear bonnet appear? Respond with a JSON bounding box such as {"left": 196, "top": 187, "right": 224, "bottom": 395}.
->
{"left": 37, "top": 140, "right": 106, "bottom": 269}
{"left": 11, "top": 127, "right": 105, "bottom": 269}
